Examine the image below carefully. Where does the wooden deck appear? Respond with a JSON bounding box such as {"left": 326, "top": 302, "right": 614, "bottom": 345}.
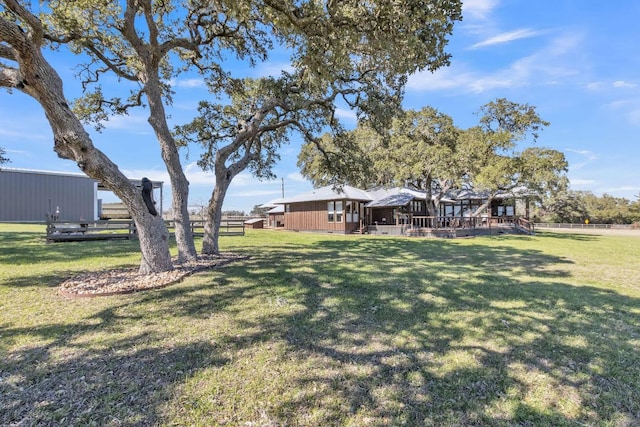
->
{"left": 367, "top": 216, "right": 534, "bottom": 237}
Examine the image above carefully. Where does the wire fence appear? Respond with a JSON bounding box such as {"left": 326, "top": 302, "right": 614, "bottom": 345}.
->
{"left": 535, "top": 222, "right": 639, "bottom": 230}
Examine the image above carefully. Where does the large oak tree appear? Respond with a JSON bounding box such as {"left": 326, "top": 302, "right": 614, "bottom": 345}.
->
{"left": 0, "top": 0, "right": 173, "bottom": 273}
{"left": 175, "top": 0, "right": 463, "bottom": 254}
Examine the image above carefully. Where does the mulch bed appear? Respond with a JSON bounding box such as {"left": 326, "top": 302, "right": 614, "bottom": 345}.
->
{"left": 58, "top": 253, "right": 248, "bottom": 297}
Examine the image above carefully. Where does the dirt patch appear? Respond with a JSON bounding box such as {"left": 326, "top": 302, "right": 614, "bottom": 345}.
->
{"left": 58, "top": 253, "right": 248, "bottom": 297}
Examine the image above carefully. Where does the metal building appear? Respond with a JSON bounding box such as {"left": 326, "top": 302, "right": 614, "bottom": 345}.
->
{"left": 0, "top": 168, "right": 98, "bottom": 222}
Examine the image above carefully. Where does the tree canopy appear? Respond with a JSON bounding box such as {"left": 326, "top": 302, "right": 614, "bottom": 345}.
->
{"left": 298, "top": 99, "right": 568, "bottom": 216}
{"left": 2, "top": 0, "right": 463, "bottom": 262}
{"left": 1, "top": 0, "right": 174, "bottom": 273}
{"left": 535, "top": 191, "right": 640, "bottom": 224}
{"left": 171, "top": 0, "right": 463, "bottom": 253}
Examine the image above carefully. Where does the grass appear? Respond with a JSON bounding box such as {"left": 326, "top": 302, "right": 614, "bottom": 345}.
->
{"left": 1, "top": 224, "right": 639, "bottom": 426}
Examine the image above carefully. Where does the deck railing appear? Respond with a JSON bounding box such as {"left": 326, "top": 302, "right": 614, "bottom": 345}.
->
{"left": 404, "top": 215, "right": 532, "bottom": 231}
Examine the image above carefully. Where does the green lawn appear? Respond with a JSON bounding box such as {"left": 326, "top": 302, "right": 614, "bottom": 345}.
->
{"left": 1, "top": 224, "right": 639, "bottom": 426}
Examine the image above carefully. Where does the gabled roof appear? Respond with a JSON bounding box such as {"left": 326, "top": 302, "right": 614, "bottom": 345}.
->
{"left": 366, "top": 186, "right": 426, "bottom": 201}
{"left": 267, "top": 205, "right": 285, "bottom": 214}
{"left": 276, "top": 185, "right": 372, "bottom": 203}
{"left": 365, "top": 192, "right": 415, "bottom": 208}
{"left": 453, "top": 186, "right": 530, "bottom": 200}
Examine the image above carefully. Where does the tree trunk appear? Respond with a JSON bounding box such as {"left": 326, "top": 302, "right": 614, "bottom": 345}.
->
{"left": 423, "top": 176, "right": 437, "bottom": 217}
{"left": 202, "top": 176, "right": 231, "bottom": 255}
{"left": 144, "top": 75, "right": 198, "bottom": 262}
{"left": 472, "top": 196, "right": 493, "bottom": 217}
{"left": 1, "top": 15, "right": 173, "bottom": 273}
{"left": 135, "top": 213, "right": 173, "bottom": 274}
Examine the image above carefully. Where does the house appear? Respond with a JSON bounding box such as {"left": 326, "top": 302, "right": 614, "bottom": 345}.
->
{"left": 271, "top": 185, "right": 533, "bottom": 236}
{"left": 277, "top": 185, "right": 372, "bottom": 233}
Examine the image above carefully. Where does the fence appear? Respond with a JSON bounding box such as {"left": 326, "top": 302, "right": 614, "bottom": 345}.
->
{"left": 47, "top": 218, "right": 245, "bottom": 242}
{"left": 535, "top": 223, "right": 638, "bottom": 230}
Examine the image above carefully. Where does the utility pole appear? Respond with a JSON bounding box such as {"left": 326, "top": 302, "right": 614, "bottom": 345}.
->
{"left": 281, "top": 177, "right": 284, "bottom": 198}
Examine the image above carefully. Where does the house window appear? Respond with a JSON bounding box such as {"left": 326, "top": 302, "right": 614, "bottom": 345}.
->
{"left": 285, "top": 204, "right": 290, "bottom": 213}
{"left": 327, "top": 201, "right": 344, "bottom": 222}
{"left": 345, "top": 201, "right": 359, "bottom": 222}
{"left": 335, "top": 201, "right": 343, "bottom": 223}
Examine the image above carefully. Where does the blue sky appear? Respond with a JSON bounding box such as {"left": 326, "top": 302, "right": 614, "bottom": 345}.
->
{"left": 1, "top": 0, "right": 639, "bottom": 213}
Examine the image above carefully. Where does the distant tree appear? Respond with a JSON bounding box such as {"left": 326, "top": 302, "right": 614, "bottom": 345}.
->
{"left": 222, "top": 210, "right": 245, "bottom": 217}
{"left": 0, "top": 147, "right": 8, "bottom": 164}
{"left": 534, "top": 190, "right": 590, "bottom": 223}
{"left": 583, "top": 193, "right": 632, "bottom": 224}
{"left": 250, "top": 204, "right": 270, "bottom": 217}
{"left": 630, "top": 195, "right": 640, "bottom": 224}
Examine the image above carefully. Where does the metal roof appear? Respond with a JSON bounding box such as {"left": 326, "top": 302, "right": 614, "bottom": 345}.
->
{"left": 453, "top": 187, "right": 530, "bottom": 200}
{"left": 276, "top": 185, "right": 373, "bottom": 203}
{"left": 366, "top": 186, "right": 425, "bottom": 201}
{"left": 365, "top": 192, "right": 415, "bottom": 208}
{"left": 267, "top": 205, "right": 285, "bottom": 214}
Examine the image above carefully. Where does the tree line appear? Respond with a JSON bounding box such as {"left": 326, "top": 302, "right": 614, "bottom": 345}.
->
{"left": 534, "top": 191, "right": 640, "bottom": 225}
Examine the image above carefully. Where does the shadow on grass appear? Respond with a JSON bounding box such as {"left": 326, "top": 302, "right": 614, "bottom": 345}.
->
{"left": 163, "top": 237, "right": 638, "bottom": 425}
{"left": 534, "top": 230, "right": 602, "bottom": 241}
{"left": 0, "top": 229, "right": 141, "bottom": 269}
{"left": 2, "top": 234, "right": 639, "bottom": 425}
{"left": 0, "top": 301, "right": 229, "bottom": 426}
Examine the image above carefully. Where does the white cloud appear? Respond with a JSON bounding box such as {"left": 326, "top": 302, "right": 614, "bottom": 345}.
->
{"left": 627, "top": 108, "right": 640, "bottom": 126}
{"left": 565, "top": 148, "right": 598, "bottom": 170}
{"left": 603, "top": 185, "right": 639, "bottom": 195}
{"left": 334, "top": 108, "right": 358, "bottom": 121}
{"left": 253, "top": 61, "right": 295, "bottom": 78}
{"left": 234, "top": 189, "right": 282, "bottom": 198}
{"left": 101, "top": 114, "right": 152, "bottom": 134}
{"left": 570, "top": 178, "right": 596, "bottom": 186}
{"left": 286, "top": 171, "right": 309, "bottom": 183}
{"left": 184, "top": 162, "right": 216, "bottom": 185}
{"left": 120, "top": 167, "right": 170, "bottom": 183}
{"left": 462, "top": 0, "right": 500, "bottom": 20}
{"left": 408, "top": 32, "right": 582, "bottom": 94}
{"left": 0, "top": 127, "right": 50, "bottom": 141}
{"left": 604, "top": 98, "right": 640, "bottom": 126}
{"left": 407, "top": 66, "right": 477, "bottom": 91}
{"left": 171, "top": 78, "right": 206, "bottom": 88}
{"left": 613, "top": 80, "right": 637, "bottom": 88}
{"left": 470, "top": 28, "right": 546, "bottom": 49}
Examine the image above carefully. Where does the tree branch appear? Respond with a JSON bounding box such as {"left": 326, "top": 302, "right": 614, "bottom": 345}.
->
{"left": 2, "top": 0, "right": 44, "bottom": 45}
{"left": 0, "top": 43, "right": 17, "bottom": 61}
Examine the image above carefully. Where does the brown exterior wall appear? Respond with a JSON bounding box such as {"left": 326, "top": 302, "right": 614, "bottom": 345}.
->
{"left": 284, "top": 200, "right": 361, "bottom": 233}
{"left": 268, "top": 213, "right": 285, "bottom": 227}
